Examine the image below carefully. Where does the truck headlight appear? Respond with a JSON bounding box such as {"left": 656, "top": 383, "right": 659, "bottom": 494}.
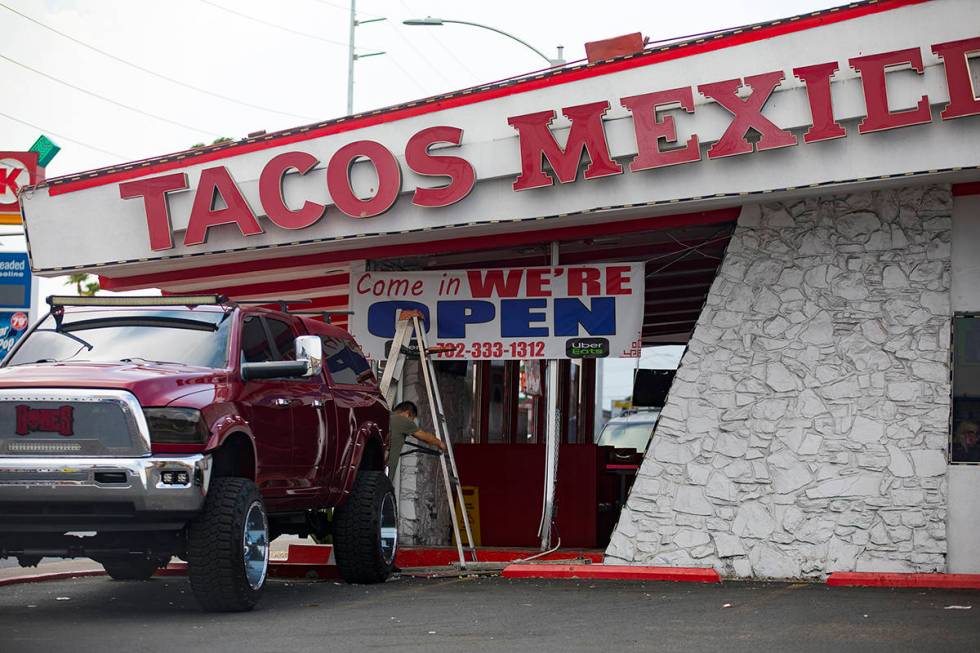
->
{"left": 143, "top": 408, "right": 209, "bottom": 444}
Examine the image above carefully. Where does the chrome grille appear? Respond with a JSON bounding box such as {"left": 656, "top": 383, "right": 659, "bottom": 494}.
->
{"left": 0, "top": 389, "right": 149, "bottom": 457}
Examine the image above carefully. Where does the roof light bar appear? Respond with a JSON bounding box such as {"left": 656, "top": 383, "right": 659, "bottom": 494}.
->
{"left": 47, "top": 294, "right": 227, "bottom": 308}
{"left": 290, "top": 310, "right": 354, "bottom": 324}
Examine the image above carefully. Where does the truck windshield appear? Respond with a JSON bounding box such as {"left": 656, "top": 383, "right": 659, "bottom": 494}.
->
{"left": 5, "top": 309, "right": 232, "bottom": 369}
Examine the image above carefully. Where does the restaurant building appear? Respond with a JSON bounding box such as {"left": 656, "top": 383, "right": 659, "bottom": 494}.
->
{"left": 19, "top": 0, "right": 980, "bottom": 577}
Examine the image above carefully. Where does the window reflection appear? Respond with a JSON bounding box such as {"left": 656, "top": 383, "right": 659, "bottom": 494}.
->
{"left": 7, "top": 310, "right": 231, "bottom": 369}
{"left": 322, "top": 336, "right": 373, "bottom": 386}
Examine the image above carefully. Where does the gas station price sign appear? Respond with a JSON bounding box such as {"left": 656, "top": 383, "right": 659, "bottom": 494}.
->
{"left": 0, "top": 252, "right": 33, "bottom": 359}
{"left": 0, "top": 252, "right": 31, "bottom": 309}
{"left": 350, "top": 263, "right": 644, "bottom": 360}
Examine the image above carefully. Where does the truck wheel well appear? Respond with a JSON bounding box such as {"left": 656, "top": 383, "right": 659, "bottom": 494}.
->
{"left": 211, "top": 432, "right": 256, "bottom": 481}
{"left": 361, "top": 436, "right": 385, "bottom": 472}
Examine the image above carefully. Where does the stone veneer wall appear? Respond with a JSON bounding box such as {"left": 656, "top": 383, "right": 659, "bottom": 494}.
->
{"left": 605, "top": 185, "right": 953, "bottom": 578}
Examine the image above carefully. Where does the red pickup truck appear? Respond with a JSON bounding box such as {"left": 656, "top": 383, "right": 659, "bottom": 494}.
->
{"left": 0, "top": 295, "right": 395, "bottom": 612}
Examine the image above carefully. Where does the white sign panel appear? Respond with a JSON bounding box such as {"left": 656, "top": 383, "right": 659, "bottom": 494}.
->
{"left": 350, "top": 263, "right": 645, "bottom": 360}
{"left": 19, "top": 1, "right": 980, "bottom": 277}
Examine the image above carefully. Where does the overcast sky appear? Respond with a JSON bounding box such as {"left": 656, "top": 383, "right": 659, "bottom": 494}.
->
{"left": 3, "top": 0, "right": 840, "bottom": 176}
{"left": 0, "top": 0, "right": 838, "bottom": 407}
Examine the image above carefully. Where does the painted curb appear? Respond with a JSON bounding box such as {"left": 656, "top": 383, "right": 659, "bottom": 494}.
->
{"left": 501, "top": 563, "right": 722, "bottom": 583}
{"left": 827, "top": 572, "right": 980, "bottom": 589}
{"left": 0, "top": 569, "right": 105, "bottom": 588}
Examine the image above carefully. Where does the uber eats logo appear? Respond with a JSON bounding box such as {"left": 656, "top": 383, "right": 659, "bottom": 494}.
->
{"left": 565, "top": 337, "right": 609, "bottom": 358}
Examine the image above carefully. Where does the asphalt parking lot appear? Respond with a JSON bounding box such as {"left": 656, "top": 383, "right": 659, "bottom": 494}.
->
{"left": 1, "top": 575, "right": 978, "bottom": 653}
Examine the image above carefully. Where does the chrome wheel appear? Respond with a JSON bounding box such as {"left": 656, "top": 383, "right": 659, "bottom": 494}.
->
{"left": 379, "top": 492, "right": 397, "bottom": 565}
{"left": 243, "top": 500, "right": 269, "bottom": 590}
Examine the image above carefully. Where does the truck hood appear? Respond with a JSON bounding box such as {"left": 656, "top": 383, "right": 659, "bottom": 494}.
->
{"left": 0, "top": 361, "right": 228, "bottom": 406}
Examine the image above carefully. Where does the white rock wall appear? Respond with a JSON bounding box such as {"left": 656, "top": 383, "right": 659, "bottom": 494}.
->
{"left": 605, "top": 185, "right": 953, "bottom": 578}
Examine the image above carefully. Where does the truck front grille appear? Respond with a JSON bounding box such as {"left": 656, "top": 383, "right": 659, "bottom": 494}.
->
{"left": 0, "top": 390, "right": 149, "bottom": 457}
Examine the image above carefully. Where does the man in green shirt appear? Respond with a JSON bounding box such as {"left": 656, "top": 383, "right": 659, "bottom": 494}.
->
{"left": 388, "top": 400, "right": 446, "bottom": 478}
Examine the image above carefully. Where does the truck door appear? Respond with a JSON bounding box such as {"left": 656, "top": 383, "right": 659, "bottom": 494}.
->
{"left": 321, "top": 335, "right": 380, "bottom": 498}
{"left": 238, "top": 315, "right": 294, "bottom": 507}
{"left": 261, "top": 317, "right": 333, "bottom": 501}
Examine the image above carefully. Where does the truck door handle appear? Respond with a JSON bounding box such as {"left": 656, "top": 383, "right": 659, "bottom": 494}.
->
{"left": 274, "top": 398, "right": 292, "bottom": 408}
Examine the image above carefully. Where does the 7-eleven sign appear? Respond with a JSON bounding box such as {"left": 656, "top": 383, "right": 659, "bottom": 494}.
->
{"left": 0, "top": 151, "right": 41, "bottom": 223}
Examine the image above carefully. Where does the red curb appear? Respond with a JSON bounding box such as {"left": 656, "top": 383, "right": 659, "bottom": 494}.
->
{"left": 501, "top": 564, "right": 721, "bottom": 583}
{"left": 155, "top": 564, "right": 186, "bottom": 577}
{"left": 155, "top": 543, "right": 339, "bottom": 580}
{"left": 283, "top": 544, "right": 333, "bottom": 565}
{"left": 827, "top": 572, "right": 980, "bottom": 589}
{"left": 0, "top": 569, "right": 105, "bottom": 587}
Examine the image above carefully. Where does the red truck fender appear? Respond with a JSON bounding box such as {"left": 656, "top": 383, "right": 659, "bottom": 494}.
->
{"left": 207, "top": 412, "right": 258, "bottom": 481}
{"left": 337, "top": 421, "right": 387, "bottom": 499}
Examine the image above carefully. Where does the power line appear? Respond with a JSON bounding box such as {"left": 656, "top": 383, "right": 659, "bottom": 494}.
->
{"left": 199, "top": 0, "right": 358, "bottom": 48}
{"left": 0, "top": 110, "right": 130, "bottom": 160}
{"left": 396, "top": 0, "right": 478, "bottom": 79}
{"left": 308, "top": 0, "right": 350, "bottom": 11}
{"left": 0, "top": 2, "right": 315, "bottom": 121}
{"left": 383, "top": 20, "right": 454, "bottom": 89}
{"left": 302, "top": 0, "right": 386, "bottom": 28}
{"left": 383, "top": 53, "right": 430, "bottom": 97}
{"left": 0, "top": 54, "right": 223, "bottom": 138}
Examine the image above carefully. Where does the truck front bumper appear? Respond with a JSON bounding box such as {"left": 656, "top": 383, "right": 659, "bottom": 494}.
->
{"left": 0, "top": 455, "right": 210, "bottom": 533}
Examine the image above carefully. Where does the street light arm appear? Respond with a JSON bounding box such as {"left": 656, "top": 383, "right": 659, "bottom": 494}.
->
{"left": 405, "top": 18, "right": 558, "bottom": 66}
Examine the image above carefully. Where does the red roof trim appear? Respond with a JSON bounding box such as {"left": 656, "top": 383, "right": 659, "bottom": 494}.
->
{"left": 186, "top": 272, "right": 350, "bottom": 300}
{"left": 100, "top": 207, "right": 740, "bottom": 291}
{"left": 47, "top": 0, "right": 927, "bottom": 198}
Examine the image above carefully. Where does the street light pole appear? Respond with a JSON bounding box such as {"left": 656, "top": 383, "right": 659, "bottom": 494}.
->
{"left": 347, "top": 0, "right": 386, "bottom": 115}
{"left": 403, "top": 17, "right": 564, "bottom": 67}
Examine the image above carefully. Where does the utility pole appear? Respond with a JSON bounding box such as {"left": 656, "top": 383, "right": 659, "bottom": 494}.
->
{"left": 346, "top": 0, "right": 385, "bottom": 115}
{"left": 346, "top": 0, "right": 356, "bottom": 115}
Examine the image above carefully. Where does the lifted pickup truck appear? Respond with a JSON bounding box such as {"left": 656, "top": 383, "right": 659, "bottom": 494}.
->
{"left": 0, "top": 295, "right": 396, "bottom": 612}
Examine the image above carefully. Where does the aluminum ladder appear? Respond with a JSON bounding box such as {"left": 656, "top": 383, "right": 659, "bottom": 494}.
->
{"left": 378, "top": 310, "right": 478, "bottom": 569}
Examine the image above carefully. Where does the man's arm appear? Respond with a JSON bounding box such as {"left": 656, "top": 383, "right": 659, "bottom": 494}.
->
{"left": 411, "top": 429, "right": 447, "bottom": 451}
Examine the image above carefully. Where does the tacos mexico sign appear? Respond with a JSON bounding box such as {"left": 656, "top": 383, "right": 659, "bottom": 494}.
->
{"left": 18, "top": 0, "right": 980, "bottom": 275}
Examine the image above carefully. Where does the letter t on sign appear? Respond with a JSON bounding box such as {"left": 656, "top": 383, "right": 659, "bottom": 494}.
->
{"left": 119, "top": 173, "right": 189, "bottom": 251}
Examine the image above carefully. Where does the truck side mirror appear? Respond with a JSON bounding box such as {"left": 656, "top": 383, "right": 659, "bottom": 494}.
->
{"left": 240, "top": 336, "right": 323, "bottom": 381}
{"left": 295, "top": 335, "right": 323, "bottom": 378}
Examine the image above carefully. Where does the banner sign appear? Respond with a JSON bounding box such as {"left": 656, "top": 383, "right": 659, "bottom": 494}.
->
{"left": 0, "top": 252, "right": 34, "bottom": 360}
{"left": 350, "top": 263, "right": 644, "bottom": 360}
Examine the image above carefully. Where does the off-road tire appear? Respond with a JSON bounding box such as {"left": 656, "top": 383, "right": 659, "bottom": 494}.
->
{"left": 333, "top": 471, "right": 397, "bottom": 584}
{"left": 102, "top": 556, "right": 168, "bottom": 581}
{"left": 186, "top": 477, "right": 268, "bottom": 612}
